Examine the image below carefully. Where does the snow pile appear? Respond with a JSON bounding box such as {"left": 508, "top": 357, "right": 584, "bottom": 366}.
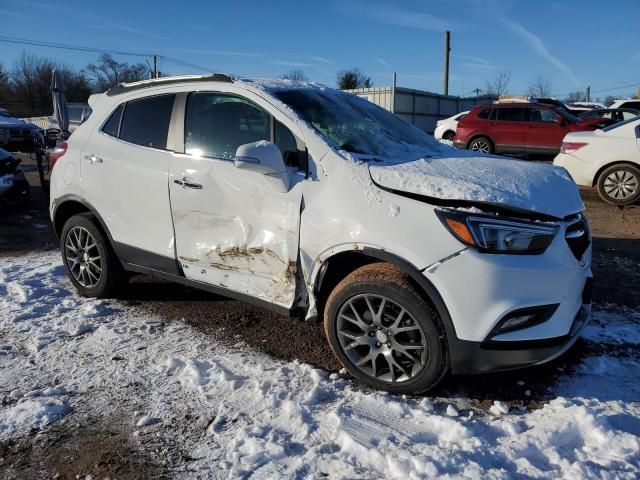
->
{"left": 0, "top": 397, "right": 70, "bottom": 437}
{"left": 1, "top": 252, "right": 639, "bottom": 478}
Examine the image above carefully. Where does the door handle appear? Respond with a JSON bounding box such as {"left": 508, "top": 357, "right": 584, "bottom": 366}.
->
{"left": 84, "top": 154, "right": 103, "bottom": 164}
{"left": 174, "top": 178, "right": 202, "bottom": 190}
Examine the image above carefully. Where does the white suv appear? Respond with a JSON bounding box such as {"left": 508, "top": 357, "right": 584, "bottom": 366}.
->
{"left": 49, "top": 75, "right": 592, "bottom": 394}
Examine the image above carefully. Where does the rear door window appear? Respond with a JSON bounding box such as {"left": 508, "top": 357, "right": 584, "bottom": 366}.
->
{"left": 119, "top": 94, "right": 175, "bottom": 149}
{"left": 497, "top": 107, "right": 525, "bottom": 122}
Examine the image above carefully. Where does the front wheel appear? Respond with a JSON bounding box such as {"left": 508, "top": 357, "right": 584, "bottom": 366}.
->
{"left": 596, "top": 164, "right": 640, "bottom": 205}
{"left": 60, "top": 213, "right": 126, "bottom": 297}
{"left": 442, "top": 131, "right": 455, "bottom": 141}
{"left": 324, "top": 263, "right": 448, "bottom": 394}
{"left": 468, "top": 136, "right": 494, "bottom": 154}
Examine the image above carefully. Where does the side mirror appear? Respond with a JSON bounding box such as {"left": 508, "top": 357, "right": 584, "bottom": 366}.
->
{"left": 635, "top": 125, "right": 640, "bottom": 139}
{"left": 234, "top": 141, "right": 289, "bottom": 192}
{"left": 555, "top": 117, "right": 566, "bottom": 126}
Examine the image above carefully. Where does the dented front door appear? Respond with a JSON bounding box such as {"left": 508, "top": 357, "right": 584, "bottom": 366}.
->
{"left": 168, "top": 153, "right": 302, "bottom": 309}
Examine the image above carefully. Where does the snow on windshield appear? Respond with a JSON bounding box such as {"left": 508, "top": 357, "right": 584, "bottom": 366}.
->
{"left": 270, "top": 86, "right": 445, "bottom": 162}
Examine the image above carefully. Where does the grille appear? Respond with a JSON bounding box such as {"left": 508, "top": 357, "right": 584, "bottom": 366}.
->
{"left": 565, "top": 214, "right": 590, "bottom": 260}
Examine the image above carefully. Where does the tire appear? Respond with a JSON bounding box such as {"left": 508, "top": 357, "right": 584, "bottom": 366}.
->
{"left": 324, "top": 263, "right": 448, "bottom": 394}
{"left": 596, "top": 164, "right": 640, "bottom": 206}
{"left": 443, "top": 131, "right": 455, "bottom": 141}
{"left": 468, "top": 136, "right": 494, "bottom": 154}
{"left": 60, "top": 213, "right": 126, "bottom": 298}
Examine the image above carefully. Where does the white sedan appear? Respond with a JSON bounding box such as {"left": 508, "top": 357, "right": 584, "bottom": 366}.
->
{"left": 554, "top": 116, "right": 640, "bottom": 205}
{"left": 434, "top": 111, "right": 469, "bottom": 141}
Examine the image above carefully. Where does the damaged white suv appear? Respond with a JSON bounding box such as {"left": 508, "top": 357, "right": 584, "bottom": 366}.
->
{"left": 50, "top": 75, "right": 592, "bottom": 394}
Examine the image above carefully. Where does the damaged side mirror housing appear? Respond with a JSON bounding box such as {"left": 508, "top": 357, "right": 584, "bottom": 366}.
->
{"left": 234, "top": 141, "right": 289, "bottom": 193}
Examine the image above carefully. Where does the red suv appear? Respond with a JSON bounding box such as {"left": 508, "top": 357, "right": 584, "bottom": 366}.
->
{"left": 453, "top": 103, "right": 607, "bottom": 155}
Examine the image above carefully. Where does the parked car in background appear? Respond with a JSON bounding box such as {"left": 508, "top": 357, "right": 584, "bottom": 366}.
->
{"left": 609, "top": 99, "right": 640, "bottom": 111}
{"left": 571, "top": 101, "right": 606, "bottom": 110}
{"left": 0, "top": 108, "right": 43, "bottom": 152}
{"left": 454, "top": 103, "right": 608, "bottom": 155}
{"left": 434, "top": 111, "right": 469, "bottom": 141}
{"left": 48, "top": 102, "right": 91, "bottom": 133}
{"left": 554, "top": 116, "right": 640, "bottom": 205}
{"left": 50, "top": 75, "right": 591, "bottom": 394}
{"left": 0, "top": 148, "right": 29, "bottom": 204}
{"left": 578, "top": 108, "right": 639, "bottom": 124}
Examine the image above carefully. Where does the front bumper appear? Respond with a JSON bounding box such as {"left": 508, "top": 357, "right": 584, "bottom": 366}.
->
{"left": 449, "top": 294, "right": 591, "bottom": 375}
{"left": 425, "top": 217, "right": 592, "bottom": 375}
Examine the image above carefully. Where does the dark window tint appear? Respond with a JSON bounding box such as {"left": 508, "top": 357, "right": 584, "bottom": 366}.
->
{"left": 497, "top": 107, "right": 525, "bottom": 122}
{"left": 185, "top": 92, "right": 270, "bottom": 160}
{"left": 622, "top": 101, "right": 640, "bottom": 110}
{"left": 102, "top": 104, "right": 124, "bottom": 137}
{"left": 274, "top": 120, "right": 299, "bottom": 167}
{"left": 120, "top": 94, "right": 175, "bottom": 149}
{"left": 528, "top": 108, "right": 557, "bottom": 123}
{"left": 476, "top": 108, "right": 493, "bottom": 119}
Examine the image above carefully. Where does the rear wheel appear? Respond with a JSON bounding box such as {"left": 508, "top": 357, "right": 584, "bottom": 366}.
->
{"left": 61, "top": 213, "right": 126, "bottom": 297}
{"left": 468, "top": 136, "right": 493, "bottom": 154}
{"left": 596, "top": 164, "right": 640, "bottom": 205}
{"left": 324, "top": 263, "right": 447, "bottom": 394}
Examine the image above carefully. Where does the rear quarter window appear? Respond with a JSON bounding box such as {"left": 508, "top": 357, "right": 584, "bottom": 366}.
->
{"left": 476, "top": 108, "right": 493, "bottom": 120}
{"left": 101, "top": 104, "right": 124, "bottom": 138}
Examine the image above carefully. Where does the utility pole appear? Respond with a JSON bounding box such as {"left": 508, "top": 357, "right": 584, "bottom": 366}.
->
{"left": 391, "top": 72, "right": 397, "bottom": 113}
{"left": 586, "top": 85, "right": 591, "bottom": 102}
{"left": 443, "top": 31, "right": 451, "bottom": 96}
{"left": 152, "top": 55, "right": 158, "bottom": 79}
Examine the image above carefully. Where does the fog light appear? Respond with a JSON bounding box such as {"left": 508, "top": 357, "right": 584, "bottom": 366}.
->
{"left": 489, "top": 304, "right": 559, "bottom": 338}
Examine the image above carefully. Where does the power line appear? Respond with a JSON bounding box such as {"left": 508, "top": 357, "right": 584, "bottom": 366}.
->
{"left": 0, "top": 35, "right": 216, "bottom": 74}
{"left": 0, "top": 35, "right": 153, "bottom": 58}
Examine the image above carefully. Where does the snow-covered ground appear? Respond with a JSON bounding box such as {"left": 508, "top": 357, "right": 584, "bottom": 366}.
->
{"left": 1, "top": 251, "right": 639, "bottom": 478}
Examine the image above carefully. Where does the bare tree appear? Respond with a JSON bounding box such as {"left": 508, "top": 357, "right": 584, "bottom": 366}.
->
{"left": 0, "top": 63, "right": 10, "bottom": 105}
{"left": 604, "top": 95, "right": 615, "bottom": 107}
{"left": 86, "top": 54, "right": 150, "bottom": 92}
{"left": 528, "top": 77, "right": 553, "bottom": 97}
{"left": 565, "top": 91, "right": 586, "bottom": 103}
{"left": 10, "top": 52, "right": 91, "bottom": 116}
{"left": 483, "top": 71, "right": 511, "bottom": 97}
{"left": 280, "top": 69, "right": 308, "bottom": 81}
{"left": 337, "top": 68, "right": 373, "bottom": 90}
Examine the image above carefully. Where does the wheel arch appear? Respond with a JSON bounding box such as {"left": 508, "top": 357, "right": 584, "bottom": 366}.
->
{"left": 466, "top": 133, "right": 494, "bottom": 150}
{"left": 592, "top": 160, "right": 640, "bottom": 187}
{"left": 311, "top": 246, "right": 458, "bottom": 352}
{"left": 53, "top": 195, "right": 116, "bottom": 247}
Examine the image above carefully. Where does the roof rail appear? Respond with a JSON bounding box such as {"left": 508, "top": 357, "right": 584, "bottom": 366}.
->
{"left": 106, "top": 73, "right": 234, "bottom": 96}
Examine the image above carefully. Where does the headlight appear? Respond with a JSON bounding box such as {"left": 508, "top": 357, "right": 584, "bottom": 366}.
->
{"left": 436, "top": 209, "right": 559, "bottom": 254}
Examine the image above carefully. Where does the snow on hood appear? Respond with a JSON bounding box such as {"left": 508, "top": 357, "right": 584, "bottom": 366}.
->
{"left": 369, "top": 152, "right": 584, "bottom": 218}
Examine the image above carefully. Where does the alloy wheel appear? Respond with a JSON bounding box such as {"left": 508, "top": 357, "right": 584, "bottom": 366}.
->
{"left": 604, "top": 170, "right": 638, "bottom": 200}
{"left": 64, "top": 226, "right": 102, "bottom": 288}
{"left": 471, "top": 140, "right": 490, "bottom": 153}
{"left": 336, "top": 294, "right": 428, "bottom": 384}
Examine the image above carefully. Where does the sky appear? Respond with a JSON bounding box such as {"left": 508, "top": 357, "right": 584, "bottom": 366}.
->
{"left": 0, "top": 0, "right": 638, "bottom": 99}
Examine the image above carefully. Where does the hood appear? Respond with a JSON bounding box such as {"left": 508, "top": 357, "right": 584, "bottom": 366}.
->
{"left": 0, "top": 116, "right": 26, "bottom": 126}
{"left": 368, "top": 152, "right": 584, "bottom": 219}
